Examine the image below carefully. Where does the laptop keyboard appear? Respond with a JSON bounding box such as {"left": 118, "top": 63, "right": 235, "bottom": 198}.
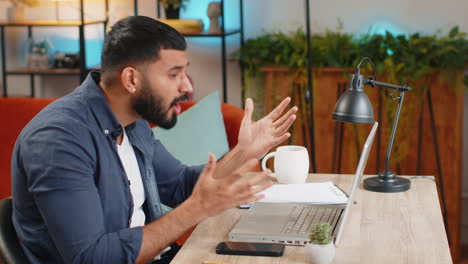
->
{"left": 282, "top": 205, "right": 340, "bottom": 234}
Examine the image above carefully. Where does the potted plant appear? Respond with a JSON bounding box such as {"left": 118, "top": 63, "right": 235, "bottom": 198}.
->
{"left": 27, "top": 39, "right": 52, "bottom": 69}
{"left": 305, "top": 222, "right": 335, "bottom": 264}
{"left": 160, "top": 0, "right": 189, "bottom": 19}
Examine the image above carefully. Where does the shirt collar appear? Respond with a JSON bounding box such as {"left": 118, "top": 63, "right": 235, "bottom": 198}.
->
{"left": 81, "top": 71, "right": 127, "bottom": 141}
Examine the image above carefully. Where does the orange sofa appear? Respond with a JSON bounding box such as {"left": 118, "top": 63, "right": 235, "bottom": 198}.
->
{"left": 0, "top": 98, "right": 57, "bottom": 199}
{"left": 0, "top": 97, "right": 245, "bottom": 199}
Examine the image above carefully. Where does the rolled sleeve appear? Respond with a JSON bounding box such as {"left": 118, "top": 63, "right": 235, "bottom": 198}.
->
{"left": 21, "top": 124, "right": 142, "bottom": 264}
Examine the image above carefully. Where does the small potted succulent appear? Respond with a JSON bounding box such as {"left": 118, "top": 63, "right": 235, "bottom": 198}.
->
{"left": 305, "top": 222, "right": 336, "bottom": 264}
{"left": 160, "top": 0, "right": 189, "bottom": 19}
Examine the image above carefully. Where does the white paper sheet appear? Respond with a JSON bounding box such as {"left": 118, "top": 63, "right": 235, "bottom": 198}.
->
{"left": 257, "top": 181, "right": 348, "bottom": 204}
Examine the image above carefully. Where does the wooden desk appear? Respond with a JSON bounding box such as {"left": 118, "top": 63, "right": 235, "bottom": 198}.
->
{"left": 171, "top": 174, "right": 452, "bottom": 264}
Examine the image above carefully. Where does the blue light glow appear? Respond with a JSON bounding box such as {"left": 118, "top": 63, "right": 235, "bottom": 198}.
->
{"left": 181, "top": 0, "right": 240, "bottom": 32}
{"left": 49, "top": 36, "right": 103, "bottom": 68}
{"left": 363, "top": 20, "right": 407, "bottom": 36}
{"left": 181, "top": 0, "right": 211, "bottom": 31}
{"left": 85, "top": 39, "right": 103, "bottom": 68}
{"left": 179, "top": 0, "right": 242, "bottom": 49}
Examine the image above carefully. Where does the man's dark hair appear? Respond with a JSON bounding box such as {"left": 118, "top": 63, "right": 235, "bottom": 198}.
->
{"left": 101, "top": 16, "right": 186, "bottom": 85}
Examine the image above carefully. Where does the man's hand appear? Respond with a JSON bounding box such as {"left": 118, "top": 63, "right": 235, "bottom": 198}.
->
{"left": 189, "top": 153, "right": 273, "bottom": 218}
{"left": 238, "top": 97, "right": 298, "bottom": 159}
{"left": 137, "top": 154, "right": 272, "bottom": 264}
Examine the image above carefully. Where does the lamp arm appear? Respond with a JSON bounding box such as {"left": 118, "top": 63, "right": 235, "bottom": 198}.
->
{"left": 383, "top": 91, "right": 405, "bottom": 175}
{"left": 364, "top": 76, "right": 410, "bottom": 175}
{"left": 365, "top": 77, "right": 412, "bottom": 91}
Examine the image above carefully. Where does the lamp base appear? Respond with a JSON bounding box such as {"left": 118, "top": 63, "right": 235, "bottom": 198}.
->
{"left": 363, "top": 171, "right": 411, "bottom": 193}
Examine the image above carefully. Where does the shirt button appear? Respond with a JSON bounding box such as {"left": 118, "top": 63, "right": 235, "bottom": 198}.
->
{"left": 104, "top": 129, "right": 109, "bottom": 134}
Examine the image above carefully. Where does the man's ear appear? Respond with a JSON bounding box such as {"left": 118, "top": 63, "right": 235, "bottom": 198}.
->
{"left": 120, "top": 67, "right": 139, "bottom": 94}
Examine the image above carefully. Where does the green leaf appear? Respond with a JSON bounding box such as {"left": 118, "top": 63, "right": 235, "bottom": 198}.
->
{"left": 232, "top": 23, "right": 468, "bottom": 85}
{"left": 449, "top": 26, "right": 459, "bottom": 38}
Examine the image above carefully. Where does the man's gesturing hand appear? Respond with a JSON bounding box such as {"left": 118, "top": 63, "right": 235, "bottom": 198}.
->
{"left": 189, "top": 153, "right": 273, "bottom": 218}
{"left": 238, "top": 97, "right": 298, "bottom": 160}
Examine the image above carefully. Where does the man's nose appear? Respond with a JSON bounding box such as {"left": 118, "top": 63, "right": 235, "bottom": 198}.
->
{"left": 180, "top": 74, "right": 194, "bottom": 94}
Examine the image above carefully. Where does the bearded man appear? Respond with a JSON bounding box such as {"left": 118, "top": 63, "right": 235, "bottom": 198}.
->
{"left": 11, "top": 16, "right": 297, "bottom": 264}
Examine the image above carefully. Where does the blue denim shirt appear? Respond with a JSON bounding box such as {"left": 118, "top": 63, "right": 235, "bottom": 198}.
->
{"left": 11, "top": 72, "right": 203, "bottom": 264}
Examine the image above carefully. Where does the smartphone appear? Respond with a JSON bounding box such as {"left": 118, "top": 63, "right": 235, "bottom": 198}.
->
{"left": 215, "top": 241, "right": 285, "bottom": 257}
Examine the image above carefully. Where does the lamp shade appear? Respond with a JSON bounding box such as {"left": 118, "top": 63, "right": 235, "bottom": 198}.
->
{"left": 332, "top": 74, "right": 374, "bottom": 124}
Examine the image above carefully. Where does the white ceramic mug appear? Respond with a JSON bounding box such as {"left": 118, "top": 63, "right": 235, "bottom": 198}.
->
{"left": 261, "top": 145, "right": 309, "bottom": 184}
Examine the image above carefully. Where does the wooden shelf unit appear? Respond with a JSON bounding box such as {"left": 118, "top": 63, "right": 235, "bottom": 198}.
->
{"left": 0, "top": 0, "right": 108, "bottom": 97}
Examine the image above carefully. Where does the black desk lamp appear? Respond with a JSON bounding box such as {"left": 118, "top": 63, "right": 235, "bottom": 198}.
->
{"left": 332, "top": 57, "right": 411, "bottom": 193}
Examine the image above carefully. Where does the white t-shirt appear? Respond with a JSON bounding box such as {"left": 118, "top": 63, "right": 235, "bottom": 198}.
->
{"left": 116, "top": 129, "right": 146, "bottom": 228}
{"left": 116, "top": 129, "right": 170, "bottom": 259}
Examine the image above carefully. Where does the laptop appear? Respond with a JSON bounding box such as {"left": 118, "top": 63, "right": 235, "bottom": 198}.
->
{"left": 229, "top": 122, "right": 378, "bottom": 247}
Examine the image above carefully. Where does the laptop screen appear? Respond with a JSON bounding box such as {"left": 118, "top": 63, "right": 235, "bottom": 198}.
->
{"left": 334, "top": 121, "right": 378, "bottom": 247}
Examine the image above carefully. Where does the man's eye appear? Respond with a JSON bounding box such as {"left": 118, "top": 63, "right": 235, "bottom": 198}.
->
{"left": 169, "top": 73, "right": 178, "bottom": 78}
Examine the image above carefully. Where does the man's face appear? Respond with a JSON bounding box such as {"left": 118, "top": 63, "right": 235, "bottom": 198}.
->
{"left": 131, "top": 49, "right": 192, "bottom": 129}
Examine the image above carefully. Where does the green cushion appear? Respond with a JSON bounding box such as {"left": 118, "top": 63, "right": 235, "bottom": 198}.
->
{"left": 152, "top": 91, "right": 229, "bottom": 166}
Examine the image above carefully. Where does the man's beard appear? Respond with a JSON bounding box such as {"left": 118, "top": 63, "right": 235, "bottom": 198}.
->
{"left": 131, "top": 80, "right": 187, "bottom": 129}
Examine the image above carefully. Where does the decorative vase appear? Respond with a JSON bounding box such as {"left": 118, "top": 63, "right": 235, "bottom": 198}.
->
{"left": 207, "top": 2, "right": 222, "bottom": 34}
{"left": 6, "top": 5, "right": 25, "bottom": 22}
{"left": 165, "top": 7, "right": 180, "bottom": 19}
{"left": 304, "top": 243, "right": 336, "bottom": 264}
